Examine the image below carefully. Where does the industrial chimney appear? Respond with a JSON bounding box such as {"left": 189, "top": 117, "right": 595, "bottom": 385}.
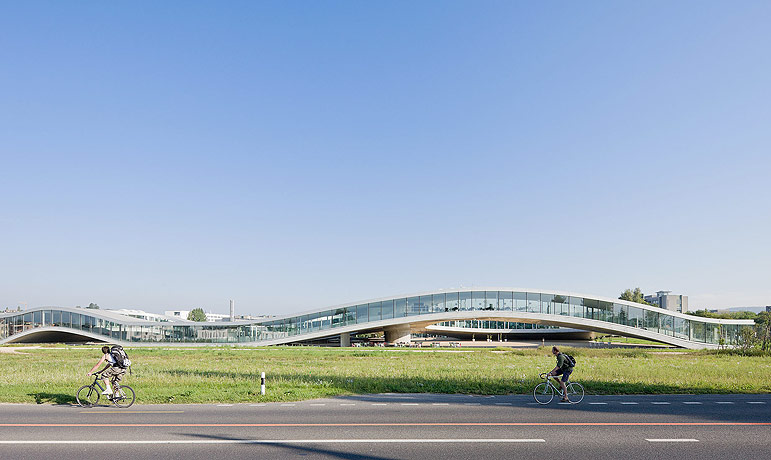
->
{"left": 229, "top": 299, "right": 235, "bottom": 322}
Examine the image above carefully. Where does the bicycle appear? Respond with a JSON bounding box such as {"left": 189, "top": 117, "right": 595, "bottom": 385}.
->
{"left": 533, "top": 372, "right": 584, "bottom": 404}
{"left": 76, "top": 371, "right": 135, "bottom": 408}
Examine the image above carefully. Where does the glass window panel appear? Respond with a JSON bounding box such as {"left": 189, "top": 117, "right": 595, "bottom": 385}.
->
{"left": 485, "top": 291, "right": 498, "bottom": 310}
{"left": 33, "top": 311, "right": 42, "bottom": 327}
{"left": 406, "top": 297, "right": 420, "bottom": 316}
{"left": 417, "top": 296, "right": 432, "bottom": 315}
{"left": 71, "top": 313, "right": 81, "bottom": 330}
{"left": 613, "top": 304, "right": 627, "bottom": 324}
{"left": 356, "top": 304, "right": 368, "bottom": 323}
{"left": 395, "top": 299, "right": 407, "bottom": 317}
{"left": 568, "top": 296, "right": 583, "bottom": 317}
{"left": 432, "top": 293, "right": 445, "bottom": 313}
{"left": 446, "top": 292, "right": 459, "bottom": 311}
{"left": 472, "top": 292, "right": 485, "bottom": 310}
{"left": 382, "top": 300, "right": 394, "bottom": 320}
{"left": 584, "top": 298, "right": 598, "bottom": 319}
{"left": 660, "top": 314, "right": 674, "bottom": 336}
{"left": 52, "top": 310, "right": 61, "bottom": 327}
{"left": 526, "top": 292, "right": 541, "bottom": 313}
{"left": 62, "top": 311, "right": 71, "bottom": 328}
{"left": 626, "top": 306, "right": 643, "bottom": 328}
{"left": 514, "top": 292, "right": 527, "bottom": 311}
{"left": 541, "top": 294, "right": 554, "bottom": 314}
{"left": 369, "top": 302, "right": 381, "bottom": 322}
{"left": 459, "top": 292, "right": 472, "bottom": 311}
{"left": 499, "top": 291, "right": 513, "bottom": 311}
{"left": 644, "top": 310, "right": 659, "bottom": 332}
{"left": 552, "top": 295, "right": 568, "bottom": 315}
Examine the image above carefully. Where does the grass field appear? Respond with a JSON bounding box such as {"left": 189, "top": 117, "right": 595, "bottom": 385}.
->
{"left": 1, "top": 345, "right": 769, "bottom": 404}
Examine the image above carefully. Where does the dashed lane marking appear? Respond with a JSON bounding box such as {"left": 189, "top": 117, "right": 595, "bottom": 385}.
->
{"left": 651, "top": 402, "right": 670, "bottom": 405}
{"left": 79, "top": 411, "right": 184, "bottom": 414}
{"left": 280, "top": 404, "right": 296, "bottom": 407}
{"left": 309, "top": 404, "right": 326, "bottom": 406}
{"left": 401, "top": 403, "right": 419, "bottom": 406}
{"left": 682, "top": 402, "right": 701, "bottom": 405}
{"left": 249, "top": 404, "right": 266, "bottom": 407}
{"left": 340, "top": 404, "right": 356, "bottom": 406}
{"left": 621, "top": 402, "right": 638, "bottom": 405}
{"left": 216, "top": 404, "right": 233, "bottom": 407}
{"left": 646, "top": 439, "right": 699, "bottom": 443}
{"left": 748, "top": 402, "right": 766, "bottom": 404}
{"left": 716, "top": 402, "right": 734, "bottom": 405}
{"left": 371, "top": 403, "right": 387, "bottom": 406}
{"left": 432, "top": 403, "right": 449, "bottom": 406}
{"left": 494, "top": 403, "right": 513, "bottom": 406}
{"left": 589, "top": 403, "right": 607, "bottom": 405}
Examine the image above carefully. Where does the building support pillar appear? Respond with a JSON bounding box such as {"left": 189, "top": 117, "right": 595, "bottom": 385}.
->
{"left": 384, "top": 324, "right": 411, "bottom": 345}
{"left": 340, "top": 332, "right": 351, "bottom": 347}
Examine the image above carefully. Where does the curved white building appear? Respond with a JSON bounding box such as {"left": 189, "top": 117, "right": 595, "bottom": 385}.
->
{"left": 0, "top": 288, "right": 754, "bottom": 349}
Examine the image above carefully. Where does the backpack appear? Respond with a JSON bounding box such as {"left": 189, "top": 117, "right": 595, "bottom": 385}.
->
{"left": 561, "top": 353, "right": 576, "bottom": 369}
{"left": 110, "top": 345, "right": 131, "bottom": 369}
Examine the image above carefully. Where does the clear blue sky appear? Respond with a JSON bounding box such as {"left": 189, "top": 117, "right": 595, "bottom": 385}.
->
{"left": 1, "top": 1, "right": 769, "bottom": 315}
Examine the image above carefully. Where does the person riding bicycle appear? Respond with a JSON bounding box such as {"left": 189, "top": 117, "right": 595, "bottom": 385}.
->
{"left": 547, "top": 346, "right": 574, "bottom": 402}
{"left": 86, "top": 346, "right": 126, "bottom": 396}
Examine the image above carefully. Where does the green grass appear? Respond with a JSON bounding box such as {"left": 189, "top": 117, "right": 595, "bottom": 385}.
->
{"left": 0, "top": 345, "right": 769, "bottom": 404}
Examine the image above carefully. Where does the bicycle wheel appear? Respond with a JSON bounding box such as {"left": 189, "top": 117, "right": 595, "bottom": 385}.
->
{"left": 566, "top": 382, "right": 584, "bottom": 403}
{"left": 533, "top": 382, "right": 554, "bottom": 405}
{"left": 76, "top": 385, "right": 100, "bottom": 407}
{"left": 112, "top": 385, "right": 135, "bottom": 408}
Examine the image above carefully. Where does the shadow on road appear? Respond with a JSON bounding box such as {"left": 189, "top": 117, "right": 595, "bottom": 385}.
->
{"left": 27, "top": 392, "right": 77, "bottom": 405}
{"left": 175, "top": 431, "right": 392, "bottom": 460}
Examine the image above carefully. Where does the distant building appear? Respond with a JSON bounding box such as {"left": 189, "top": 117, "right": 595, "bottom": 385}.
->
{"left": 766, "top": 306, "right": 770, "bottom": 313}
{"left": 108, "top": 309, "right": 171, "bottom": 322}
{"left": 644, "top": 291, "right": 688, "bottom": 313}
{"left": 164, "top": 310, "right": 230, "bottom": 322}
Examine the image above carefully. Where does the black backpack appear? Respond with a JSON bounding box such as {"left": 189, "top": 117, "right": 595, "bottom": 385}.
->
{"left": 110, "top": 345, "right": 131, "bottom": 369}
{"left": 561, "top": 353, "right": 576, "bottom": 369}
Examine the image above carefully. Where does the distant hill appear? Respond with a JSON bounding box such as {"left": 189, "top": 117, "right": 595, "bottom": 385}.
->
{"left": 726, "top": 306, "right": 767, "bottom": 313}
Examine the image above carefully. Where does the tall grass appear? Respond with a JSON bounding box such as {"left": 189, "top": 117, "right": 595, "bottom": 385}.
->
{"left": 0, "top": 345, "right": 768, "bottom": 404}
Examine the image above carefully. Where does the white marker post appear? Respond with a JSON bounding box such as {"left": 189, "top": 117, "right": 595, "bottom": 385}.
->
{"left": 260, "top": 372, "right": 266, "bottom": 395}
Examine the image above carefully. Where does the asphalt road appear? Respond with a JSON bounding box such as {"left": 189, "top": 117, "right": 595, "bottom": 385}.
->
{"left": 1, "top": 394, "right": 769, "bottom": 460}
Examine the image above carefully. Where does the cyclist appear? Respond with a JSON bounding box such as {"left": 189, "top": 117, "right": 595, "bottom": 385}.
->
{"left": 86, "top": 345, "right": 126, "bottom": 396}
{"left": 547, "top": 346, "right": 574, "bottom": 402}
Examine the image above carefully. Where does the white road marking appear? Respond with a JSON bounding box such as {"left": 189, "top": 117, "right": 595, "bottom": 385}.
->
{"left": 621, "top": 402, "right": 638, "bottom": 405}
{"left": 309, "top": 404, "right": 326, "bottom": 406}
{"left": 0, "top": 439, "right": 548, "bottom": 444}
{"left": 216, "top": 404, "right": 233, "bottom": 407}
{"left": 280, "top": 404, "right": 296, "bottom": 407}
{"left": 651, "top": 402, "right": 670, "bottom": 405}
{"left": 340, "top": 404, "right": 356, "bottom": 406}
{"left": 494, "top": 403, "right": 513, "bottom": 406}
{"left": 748, "top": 402, "right": 766, "bottom": 404}
{"left": 716, "top": 402, "right": 734, "bottom": 404}
{"left": 371, "top": 403, "right": 387, "bottom": 406}
{"left": 589, "top": 402, "right": 607, "bottom": 405}
{"left": 682, "top": 402, "right": 701, "bottom": 405}
{"left": 464, "top": 403, "right": 481, "bottom": 406}
{"left": 401, "top": 403, "right": 419, "bottom": 406}
{"left": 646, "top": 439, "right": 699, "bottom": 443}
{"left": 432, "top": 403, "right": 449, "bottom": 406}
{"left": 249, "top": 404, "right": 266, "bottom": 407}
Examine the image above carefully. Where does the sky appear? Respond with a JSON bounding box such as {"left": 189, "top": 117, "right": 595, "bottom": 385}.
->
{"left": 1, "top": 1, "right": 770, "bottom": 315}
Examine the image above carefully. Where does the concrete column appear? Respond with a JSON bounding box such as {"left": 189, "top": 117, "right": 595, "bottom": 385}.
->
{"left": 384, "top": 324, "right": 411, "bottom": 345}
{"left": 340, "top": 332, "right": 351, "bottom": 347}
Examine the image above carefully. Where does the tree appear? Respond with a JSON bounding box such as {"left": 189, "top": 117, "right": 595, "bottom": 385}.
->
{"left": 618, "top": 288, "right": 653, "bottom": 306}
{"left": 187, "top": 308, "right": 207, "bottom": 322}
{"left": 86, "top": 303, "right": 100, "bottom": 309}
{"left": 755, "top": 311, "right": 771, "bottom": 352}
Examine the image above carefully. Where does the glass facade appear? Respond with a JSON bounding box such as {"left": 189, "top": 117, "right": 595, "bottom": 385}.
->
{"left": 0, "top": 291, "right": 754, "bottom": 347}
